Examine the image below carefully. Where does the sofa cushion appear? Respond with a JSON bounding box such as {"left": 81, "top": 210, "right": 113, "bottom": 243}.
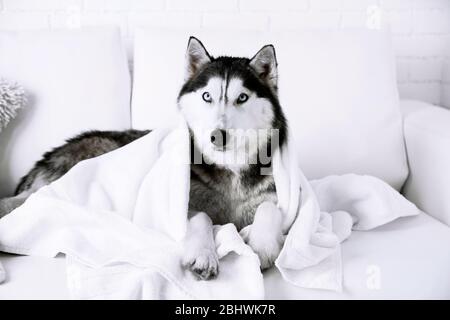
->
{"left": 131, "top": 28, "right": 408, "bottom": 190}
{"left": 401, "top": 100, "right": 450, "bottom": 227}
{"left": 0, "top": 27, "right": 131, "bottom": 197}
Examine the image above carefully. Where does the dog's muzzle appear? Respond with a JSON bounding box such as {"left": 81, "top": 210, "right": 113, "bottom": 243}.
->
{"left": 210, "top": 129, "right": 229, "bottom": 149}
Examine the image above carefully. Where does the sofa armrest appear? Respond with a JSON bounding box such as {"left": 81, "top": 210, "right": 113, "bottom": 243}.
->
{"left": 400, "top": 100, "right": 450, "bottom": 226}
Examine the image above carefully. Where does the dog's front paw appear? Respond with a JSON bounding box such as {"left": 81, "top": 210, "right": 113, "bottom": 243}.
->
{"left": 247, "top": 233, "right": 283, "bottom": 270}
{"left": 182, "top": 249, "right": 219, "bottom": 280}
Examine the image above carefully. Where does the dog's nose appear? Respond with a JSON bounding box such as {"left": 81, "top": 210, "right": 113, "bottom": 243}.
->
{"left": 210, "top": 129, "right": 229, "bottom": 148}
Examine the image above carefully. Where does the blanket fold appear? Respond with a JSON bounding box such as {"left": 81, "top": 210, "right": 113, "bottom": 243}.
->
{"left": 0, "top": 120, "right": 420, "bottom": 298}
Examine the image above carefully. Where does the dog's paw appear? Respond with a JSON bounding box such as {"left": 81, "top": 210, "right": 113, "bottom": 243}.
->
{"left": 182, "top": 249, "right": 219, "bottom": 280}
{"left": 247, "top": 234, "right": 283, "bottom": 270}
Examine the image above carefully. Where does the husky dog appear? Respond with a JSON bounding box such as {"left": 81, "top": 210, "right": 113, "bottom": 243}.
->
{"left": 0, "top": 37, "right": 288, "bottom": 280}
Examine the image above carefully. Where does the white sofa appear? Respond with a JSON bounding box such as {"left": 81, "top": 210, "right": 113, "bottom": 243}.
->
{"left": 0, "top": 27, "right": 449, "bottom": 299}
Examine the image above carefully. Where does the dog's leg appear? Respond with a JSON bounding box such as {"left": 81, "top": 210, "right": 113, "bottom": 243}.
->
{"left": 246, "top": 202, "right": 284, "bottom": 270}
{"left": 182, "top": 211, "right": 219, "bottom": 280}
{"left": 0, "top": 172, "right": 51, "bottom": 218}
{"left": 0, "top": 192, "right": 30, "bottom": 218}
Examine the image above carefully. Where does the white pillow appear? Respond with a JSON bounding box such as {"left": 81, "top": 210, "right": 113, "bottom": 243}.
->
{"left": 131, "top": 28, "right": 408, "bottom": 190}
{"left": 0, "top": 27, "right": 131, "bottom": 197}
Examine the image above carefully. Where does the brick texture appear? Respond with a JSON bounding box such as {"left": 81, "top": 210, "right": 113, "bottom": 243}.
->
{"left": 0, "top": 0, "right": 449, "bottom": 107}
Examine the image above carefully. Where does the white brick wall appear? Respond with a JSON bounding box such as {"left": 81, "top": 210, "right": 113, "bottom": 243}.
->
{"left": 0, "top": 0, "right": 449, "bottom": 107}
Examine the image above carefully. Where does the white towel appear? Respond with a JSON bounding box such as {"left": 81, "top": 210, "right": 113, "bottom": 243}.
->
{"left": 0, "top": 120, "right": 420, "bottom": 298}
{"left": 0, "top": 261, "right": 4, "bottom": 284}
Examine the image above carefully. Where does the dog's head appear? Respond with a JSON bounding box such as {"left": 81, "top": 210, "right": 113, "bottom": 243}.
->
{"left": 178, "top": 37, "right": 287, "bottom": 171}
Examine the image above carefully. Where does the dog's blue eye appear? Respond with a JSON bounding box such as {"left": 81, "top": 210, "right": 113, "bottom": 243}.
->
{"left": 237, "top": 93, "right": 249, "bottom": 104}
{"left": 202, "top": 92, "right": 212, "bottom": 103}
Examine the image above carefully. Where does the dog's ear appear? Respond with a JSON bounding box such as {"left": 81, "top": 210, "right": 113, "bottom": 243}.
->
{"left": 185, "top": 37, "right": 211, "bottom": 80}
{"left": 249, "top": 45, "right": 278, "bottom": 90}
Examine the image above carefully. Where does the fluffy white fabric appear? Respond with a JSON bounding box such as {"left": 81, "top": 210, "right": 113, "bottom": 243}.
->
{"left": 0, "top": 261, "right": 4, "bottom": 283}
{"left": 0, "top": 120, "right": 419, "bottom": 298}
{"left": 0, "top": 79, "right": 26, "bottom": 131}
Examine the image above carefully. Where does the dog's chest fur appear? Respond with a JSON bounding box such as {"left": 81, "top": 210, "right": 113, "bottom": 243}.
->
{"left": 189, "top": 163, "right": 277, "bottom": 230}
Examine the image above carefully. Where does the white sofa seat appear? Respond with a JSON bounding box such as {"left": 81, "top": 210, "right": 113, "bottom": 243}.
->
{"left": 0, "top": 254, "right": 68, "bottom": 299}
{"left": 265, "top": 213, "right": 450, "bottom": 299}
{"left": 1, "top": 212, "right": 449, "bottom": 299}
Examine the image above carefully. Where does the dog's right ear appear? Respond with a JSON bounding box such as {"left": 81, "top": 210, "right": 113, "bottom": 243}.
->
{"left": 185, "top": 37, "right": 211, "bottom": 80}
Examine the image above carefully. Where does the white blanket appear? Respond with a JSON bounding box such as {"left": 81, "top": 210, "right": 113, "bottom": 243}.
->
{"left": 0, "top": 261, "right": 4, "bottom": 284}
{"left": 0, "top": 120, "right": 420, "bottom": 298}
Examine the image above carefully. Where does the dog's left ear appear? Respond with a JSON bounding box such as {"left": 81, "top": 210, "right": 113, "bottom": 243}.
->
{"left": 249, "top": 45, "right": 278, "bottom": 90}
{"left": 185, "top": 37, "right": 211, "bottom": 80}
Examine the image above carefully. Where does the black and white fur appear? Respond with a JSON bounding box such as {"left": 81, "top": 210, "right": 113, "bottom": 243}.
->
{"left": 0, "top": 37, "right": 288, "bottom": 280}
